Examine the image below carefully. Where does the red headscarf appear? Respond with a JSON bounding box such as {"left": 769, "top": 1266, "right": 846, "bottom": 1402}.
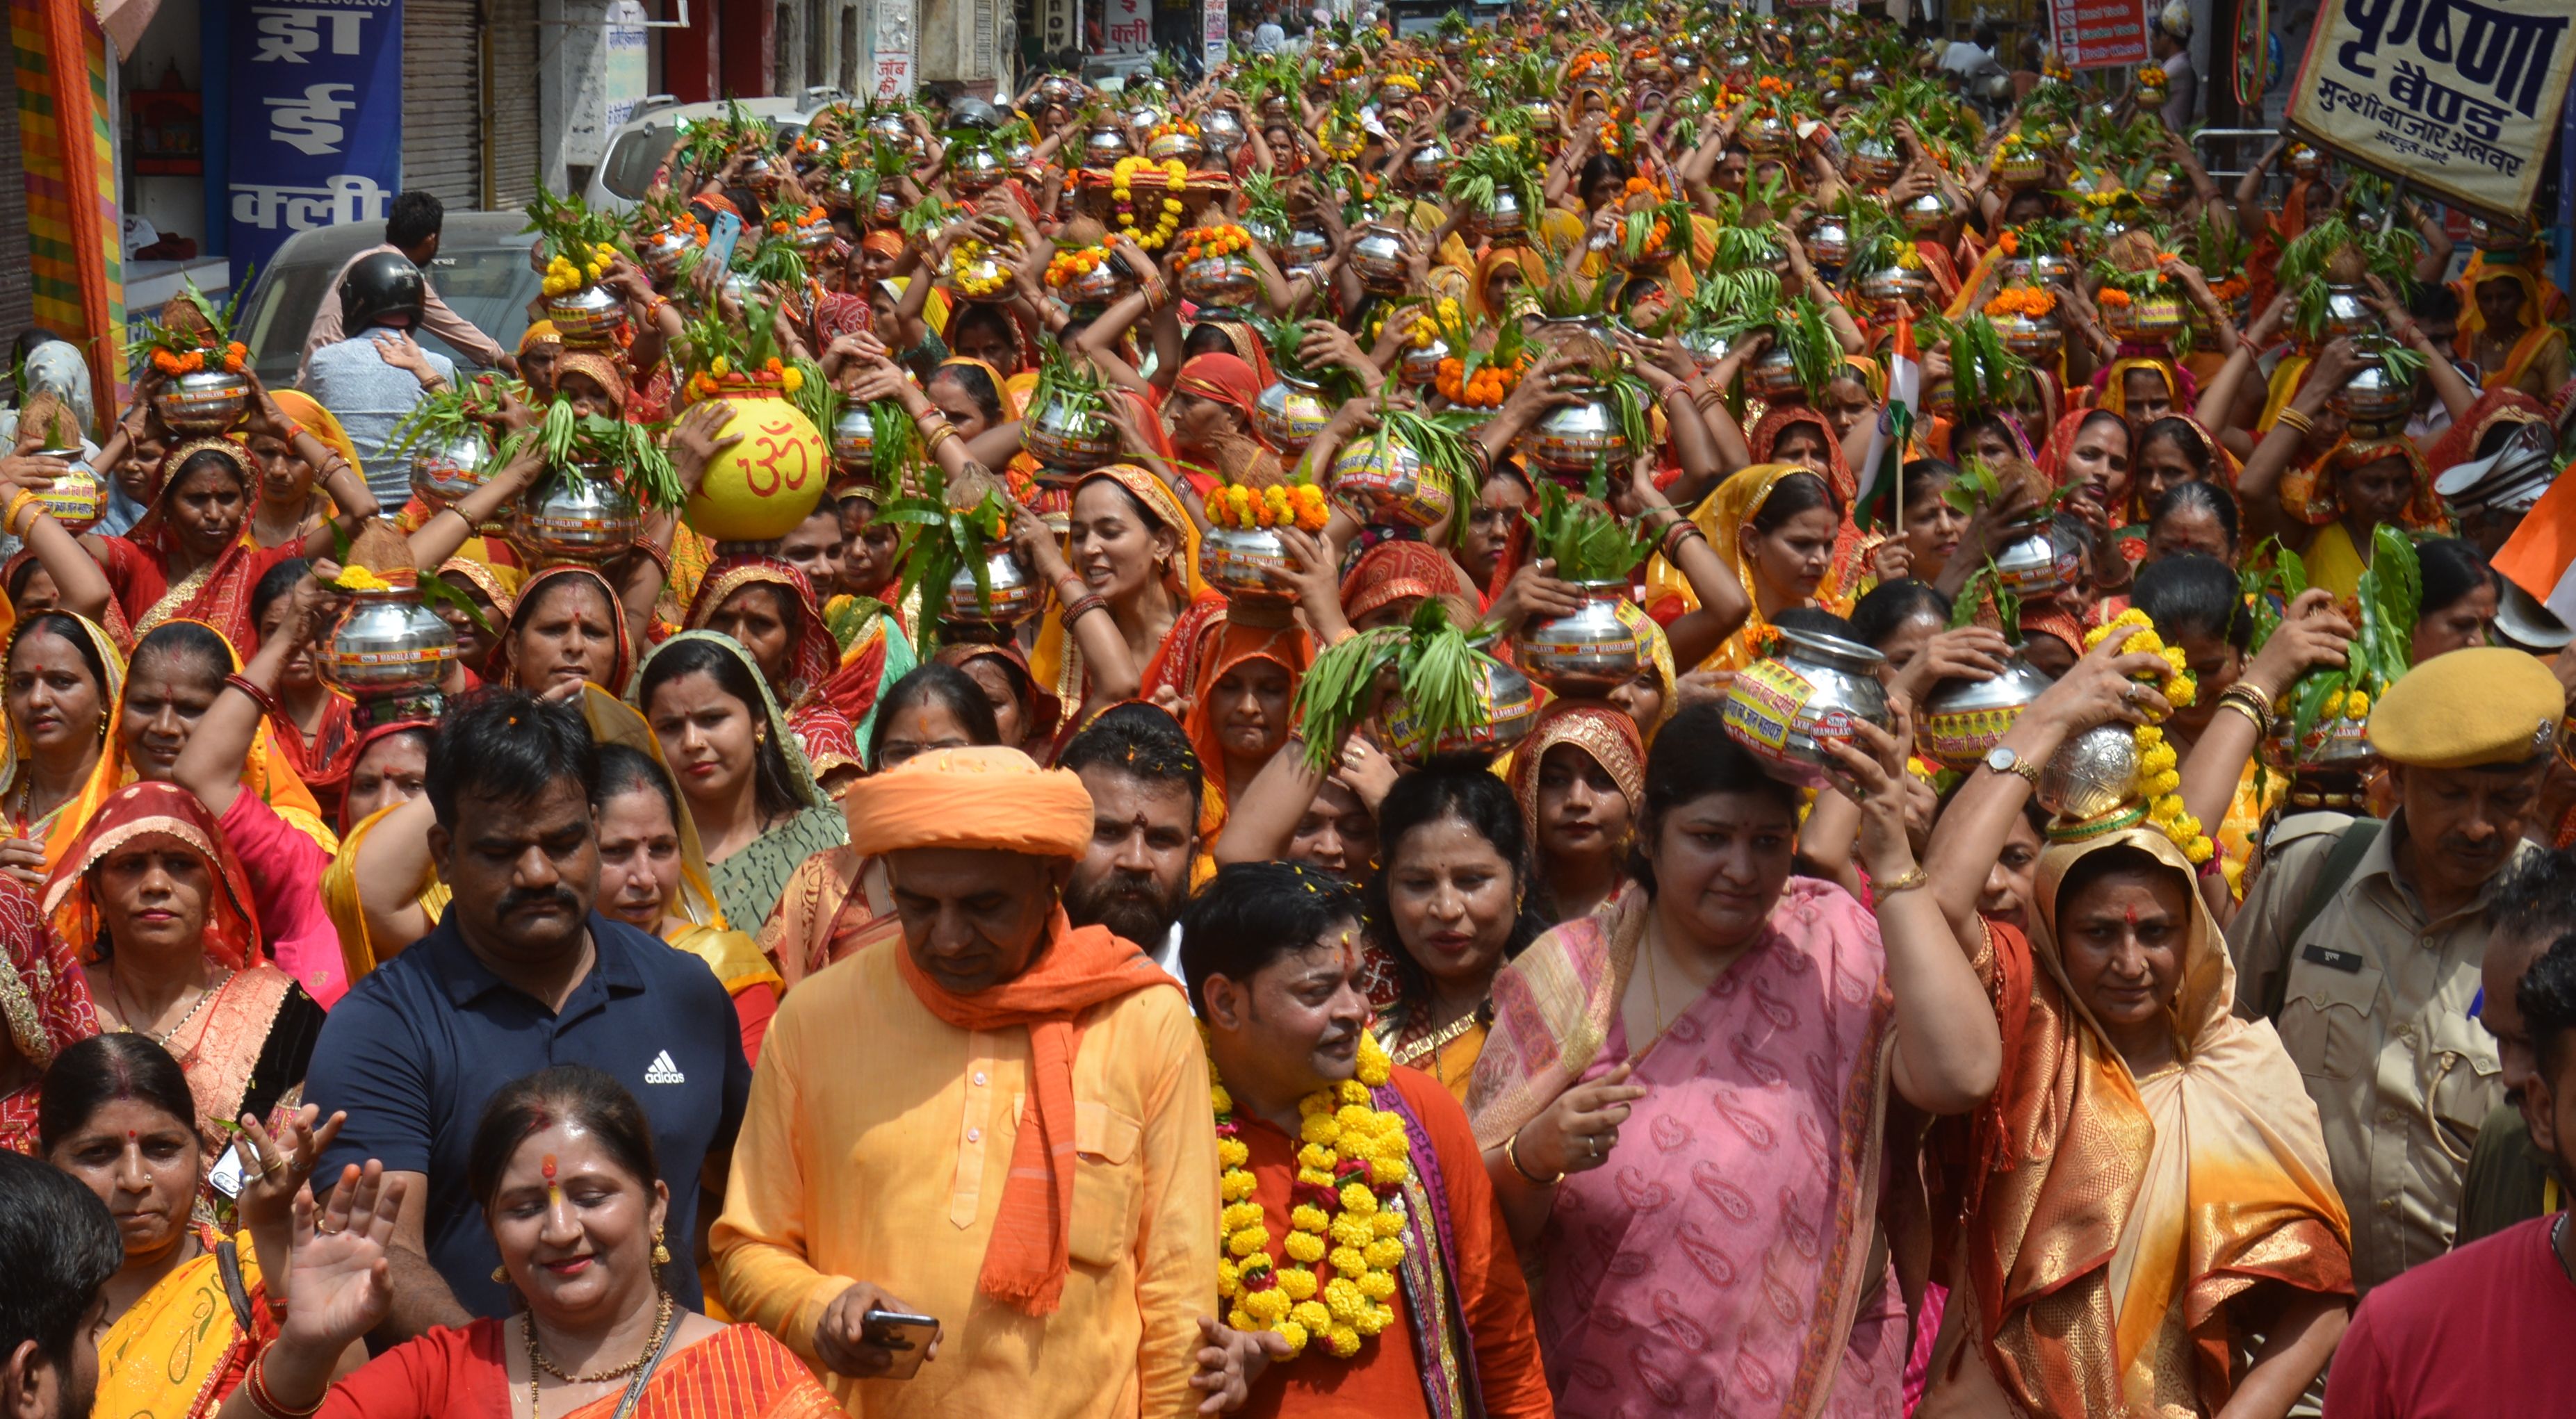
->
{"left": 1749, "top": 403, "right": 1857, "bottom": 509}
{"left": 492, "top": 566, "right": 633, "bottom": 694}
{"left": 684, "top": 555, "right": 842, "bottom": 705}
{"left": 1171, "top": 352, "right": 1270, "bottom": 445}
{"left": 1182, "top": 619, "right": 1310, "bottom": 828}
{"left": 42, "top": 782, "right": 262, "bottom": 971}
{"left": 2037, "top": 409, "right": 2128, "bottom": 490}
{"left": 938, "top": 641, "right": 1066, "bottom": 750}
{"left": 1339, "top": 541, "right": 1459, "bottom": 623}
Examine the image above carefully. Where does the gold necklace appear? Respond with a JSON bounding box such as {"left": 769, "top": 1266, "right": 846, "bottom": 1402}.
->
{"left": 1389, "top": 1005, "right": 1484, "bottom": 1081}
{"left": 525, "top": 1291, "right": 674, "bottom": 1416}
{"left": 113, "top": 967, "right": 229, "bottom": 1048}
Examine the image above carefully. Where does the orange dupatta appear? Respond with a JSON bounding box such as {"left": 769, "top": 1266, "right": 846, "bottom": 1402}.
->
{"left": 881, "top": 908, "right": 1180, "bottom": 1314}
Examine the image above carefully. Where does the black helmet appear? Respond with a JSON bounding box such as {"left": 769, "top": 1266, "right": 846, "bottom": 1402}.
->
{"left": 341, "top": 251, "right": 425, "bottom": 333}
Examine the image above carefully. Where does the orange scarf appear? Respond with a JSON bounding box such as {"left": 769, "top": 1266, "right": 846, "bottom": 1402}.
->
{"left": 888, "top": 910, "right": 1177, "bottom": 1314}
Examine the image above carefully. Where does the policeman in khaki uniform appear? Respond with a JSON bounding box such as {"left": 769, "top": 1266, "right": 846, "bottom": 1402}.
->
{"left": 2228, "top": 648, "right": 2563, "bottom": 1295}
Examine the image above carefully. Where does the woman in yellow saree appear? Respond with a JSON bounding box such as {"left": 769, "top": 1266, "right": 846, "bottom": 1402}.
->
{"left": 42, "top": 1034, "right": 360, "bottom": 1419}
{"left": 2458, "top": 259, "right": 2572, "bottom": 399}
{"left": 1645, "top": 462, "right": 1855, "bottom": 671}
{"left": 215, "top": 1065, "right": 843, "bottom": 1419}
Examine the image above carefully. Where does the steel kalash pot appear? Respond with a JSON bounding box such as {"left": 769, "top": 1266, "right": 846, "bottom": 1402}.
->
{"left": 154, "top": 370, "right": 254, "bottom": 437}
{"left": 1990, "top": 512, "right": 2084, "bottom": 598}
{"left": 940, "top": 546, "right": 1043, "bottom": 642}
{"left": 1743, "top": 344, "right": 1807, "bottom": 402}
{"left": 1381, "top": 659, "right": 1539, "bottom": 763}
{"left": 2321, "top": 284, "right": 2379, "bottom": 342}
{"left": 1916, "top": 653, "right": 2057, "bottom": 770}
{"left": 1255, "top": 375, "right": 1336, "bottom": 457}
{"left": 1514, "top": 582, "right": 1641, "bottom": 696}
{"left": 1991, "top": 308, "right": 2064, "bottom": 360}
{"left": 1083, "top": 117, "right": 1134, "bottom": 165}
{"left": 511, "top": 464, "right": 641, "bottom": 564}
{"left": 1201, "top": 107, "right": 1249, "bottom": 162}
{"left": 1466, "top": 186, "right": 1531, "bottom": 243}
{"left": 1856, "top": 263, "right": 1931, "bottom": 322}
{"left": 28, "top": 444, "right": 104, "bottom": 532}
{"left": 1802, "top": 213, "right": 1854, "bottom": 274}
{"left": 409, "top": 429, "right": 493, "bottom": 511}
{"left": 1519, "top": 386, "right": 1632, "bottom": 480}
{"left": 1845, "top": 133, "right": 1905, "bottom": 188}
{"left": 1722, "top": 628, "right": 1893, "bottom": 789}
{"left": 321, "top": 568, "right": 459, "bottom": 726}
{"left": 1176, "top": 251, "right": 1262, "bottom": 315}
{"left": 1403, "top": 135, "right": 1454, "bottom": 190}
{"left": 1348, "top": 221, "right": 1413, "bottom": 295}
{"left": 949, "top": 145, "right": 1008, "bottom": 197}
{"left": 1396, "top": 325, "right": 1453, "bottom": 388}
{"left": 1332, "top": 431, "right": 1453, "bottom": 532}
{"left": 545, "top": 284, "right": 630, "bottom": 347}
{"left": 1198, "top": 524, "right": 1297, "bottom": 622}
{"left": 1022, "top": 384, "right": 1120, "bottom": 472}
{"left": 2329, "top": 343, "right": 2419, "bottom": 438}
{"left": 2037, "top": 722, "right": 2144, "bottom": 820}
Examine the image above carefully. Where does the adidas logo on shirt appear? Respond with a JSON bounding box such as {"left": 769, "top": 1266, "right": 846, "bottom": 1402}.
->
{"left": 644, "top": 1050, "right": 686, "bottom": 1085}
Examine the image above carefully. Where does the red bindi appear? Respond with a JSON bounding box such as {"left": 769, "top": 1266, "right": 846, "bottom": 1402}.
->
{"left": 541, "top": 1154, "right": 564, "bottom": 1207}
{"left": 2123, "top": 905, "right": 2141, "bottom": 927}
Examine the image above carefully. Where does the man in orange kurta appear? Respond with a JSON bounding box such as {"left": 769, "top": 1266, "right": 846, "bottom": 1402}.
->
{"left": 712, "top": 747, "right": 1221, "bottom": 1418}
{"left": 1178, "top": 861, "right": 1552, "bottom": 1419}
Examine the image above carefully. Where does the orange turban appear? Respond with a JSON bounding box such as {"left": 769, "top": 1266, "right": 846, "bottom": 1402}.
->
{"left": 844, "top": 746, "right": 1093, "bottom": 858}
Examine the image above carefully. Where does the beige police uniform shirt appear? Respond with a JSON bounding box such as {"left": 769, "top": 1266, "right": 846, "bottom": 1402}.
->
{"left": 2226, "top": 810, "right": 2526, "bottom": 1295}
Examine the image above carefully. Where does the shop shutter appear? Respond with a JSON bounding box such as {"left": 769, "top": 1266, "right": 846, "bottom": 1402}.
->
{"left": 485, "top": 0, "right": 541, "bottom": 207}
{"left": 402, "top": 0, "right": 482, "bottom": 207}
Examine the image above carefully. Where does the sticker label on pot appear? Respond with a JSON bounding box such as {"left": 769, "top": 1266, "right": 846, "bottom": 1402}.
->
{"left": 1726, "top": 657, "right": 1813, "bottom": 757}
{"left": 332, "top": 646, "right": 450, "bottom": 669}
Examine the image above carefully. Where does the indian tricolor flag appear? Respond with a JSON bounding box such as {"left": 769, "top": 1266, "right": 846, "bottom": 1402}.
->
{"left": 2493, "top": 468, "right": 2576, "bottom": 626}
{"left": 1854, "top": 309, "right": 1918, "bottom": 532}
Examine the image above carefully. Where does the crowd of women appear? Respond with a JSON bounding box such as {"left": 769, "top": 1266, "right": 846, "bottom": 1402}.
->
{"left": 4, "top": 0, "right": 2575, "bottom": 1414}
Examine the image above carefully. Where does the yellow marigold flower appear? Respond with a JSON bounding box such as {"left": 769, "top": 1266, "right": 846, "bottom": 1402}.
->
{"left": 1223, "top": 1201, "right": 1264, "bottom": 1231}
{"left": 1337, "top": 1078, "right": 1372, "bottom": 1105}
{"left": 1358, "top": 1270, "right": 1399, "bottom": 1300}
{"left": 1371, "top": 1156, "right": 1411, "bottom": 1187}
{"left": 1301, "top": 1115, "right": 1340, "bottom": 1146}
{"left": 1330, "top": 1214, "right": 1371, "bottom": 1247}
{"left": 1323, "top": 1279, "right": 1364, "bottom": 1322}
{"left": 1290, "top": 1204, "right": 1330, "bottom": 1233}
{"left": 712, "top": 356, "right": 731, "bottom": 376}
{"left": 1284, "top": 1231, "right": 1327, "bottom": 1264}
{"left": 1351, "top": 1306, "right": 1391, "bottom": 1336}
{"left": 1340, "top": 1183, "right": 1378, "bottom": 1215}
{"left": 1296, "top": 1167, "right": 1334, "bottom": 1188}
{"left": 1228, "top": 1226, "right": 1272, "bottom": 1257}
{"left": 2348, "top": 690, "right": 2371, "bottom": 716}
{"left": 1218, "top": 1258, "right": 1241, "bottom": 1296}
{"left": 1279, "top": 1267, "right": 1318, "bottom": 1299}
{"left": 1292, "top": 1299, "right": 1333, "bottom": 1332}
{"left": 1218, "top": 1137, "right": 1250, "bottom": 1168}
{"left": 781, "top": 368, "right": 804, "bottom": 393}
{"left": 334, "top": 565, "right": 393, "bottom": 592}
{"left": 1364, "top": 1238, "right": 1405, "bottom": 1270}
{"left": 1336, "top": 1104, "right": 1375, "bottom": 1131}
{"left": 1371, "top": 1211, "right": 1403, "bottom": 1237}
{"left": 1297, "top": 1142, "right": 1335, "bottom": 1171}
{"left": 2186, "top": 835, "right": 2215, "bottom": 863}
{"left": 1329, "top": 1245, "right": 1368, "bottom": 1276}
{"left": 2149, "top": 771, "right": 2181, "bottom": 797}
{"left": 1244, "top": 1288, "right": 1291, "bottom": 1323}
{"left": 1221, "top": 1170, "right": 1256, "bottom": 1201}
{"left": 1326, "top": 1324, "right": 1363, "bottom": 1357}
{"left": 1278, "top": 1320, "right": 1310, "bottom": 1352}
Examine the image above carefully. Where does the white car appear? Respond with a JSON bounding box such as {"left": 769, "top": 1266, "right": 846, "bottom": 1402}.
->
{"left": 583, "top": 90, "right": 849, "bottom": 215}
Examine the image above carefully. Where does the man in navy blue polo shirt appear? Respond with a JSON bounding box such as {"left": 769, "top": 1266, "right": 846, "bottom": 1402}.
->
{"left": 305, "top": 689, "right": 751, "bottom": 1340}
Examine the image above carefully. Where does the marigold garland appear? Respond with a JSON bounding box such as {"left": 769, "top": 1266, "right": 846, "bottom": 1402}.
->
{"left": 1209, "top": 480, "right": 1332, "bottom": 532}
{"left": 2080, "top": 609, "right": 2212, "bottom": 863}
{"left": 1111, "top": 156, "right": 1189, "bottom": 250}
{"left": 1984, "top": 286, "right": 2057, "bottom": 318}
{"left": 1045, "top": 244, "right": 1113, "bottom": 288}
{"left": 1180, "top": 223, "right": 1255, "bottom": 268}
{"left": 947, "top": 240, "right": 1013, "bottom": 297}
{"left": 1212, "top": 1029, "right": 1411, "bottom": 1360}
{"left": 1435, "top": 350, "right": 1531, "bottom": 409}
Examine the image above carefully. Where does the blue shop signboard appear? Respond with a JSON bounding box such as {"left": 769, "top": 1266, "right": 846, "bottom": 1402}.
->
{"left": 227, "top": 0, "right": 404, "bottom": 286}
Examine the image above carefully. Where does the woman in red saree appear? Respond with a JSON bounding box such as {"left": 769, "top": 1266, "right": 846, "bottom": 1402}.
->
{"left": 217, "top": 1065, "right": 843, "bottom": 1419}
{"left": 0, "top": 871, "right": 95, "bottom": 1153}
{"left": 683, "top": 555, "right": 868, "bottom": 788}
{"left": 45, "top": 780, "right": 323, "bottom": 1157}
{"left": 79, "top": 391, "right": 379, "bottom": 652}
{"left": 1159, "top": 350, "right": 1281, "bottom": 490}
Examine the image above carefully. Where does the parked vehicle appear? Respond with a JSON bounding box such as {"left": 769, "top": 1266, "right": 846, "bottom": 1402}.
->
{"left": 231, "top": 212, "right": 537, "bottom": 386}
{"left": 585, "top": 90, "right": 847, "bottom": 215}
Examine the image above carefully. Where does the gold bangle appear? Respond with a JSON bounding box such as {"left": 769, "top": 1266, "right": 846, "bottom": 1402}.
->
{"left": 1503, "top": 1129, "right": 1562, "bottom": 1186}
{"left": 1877, "top": 866, "right": 1931, "bottom": 896}
{"left": 2273, "top": 405, "right": 2315, "bottom": 436}
{"left": 921, "top": 423, "right": 959, "bottom": 452}
{"left": 5, "top": 489, "right": 41, "bottom": 538}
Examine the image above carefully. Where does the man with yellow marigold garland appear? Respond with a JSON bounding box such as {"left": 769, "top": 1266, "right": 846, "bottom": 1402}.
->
{"left": 1177, "top": 860, "right": 1550, "bottom": 1419}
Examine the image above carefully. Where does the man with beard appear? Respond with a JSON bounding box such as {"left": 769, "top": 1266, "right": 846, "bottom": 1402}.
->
{"left": 1177, "top": 861, "right": 1550, "bottom": 1418}
{"left": 715, "top": 747, "right": 1216, "bottom": 1418}
{"left": 2324, "top": 932, "right": 2576, "bottom": 1415}
{"left": 304, "top": 689, "right": 750, "bottom": 1338}
{"left": 1059, "top": 704, "right": 1203, "bottom": 983}
{"left": 2230, "top": 647, "right": 2562, "bottom": 1294}
{"left": 0, "top": 1152, "right": 120, "bottom": 1419}
{"left": 2454, "top": 848, "right": 2576, "bottom": 1242}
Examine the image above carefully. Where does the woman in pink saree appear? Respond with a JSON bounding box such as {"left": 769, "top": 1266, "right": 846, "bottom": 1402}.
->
{"left": 1465, "top": 696, "right": 2001, "bottom": 1418}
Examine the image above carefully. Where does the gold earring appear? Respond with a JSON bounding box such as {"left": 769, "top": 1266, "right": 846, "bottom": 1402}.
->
{"left": 491, "top": 1263, "right": 510, "bottom": 1283}
{"left": 652, "top": 1227, "right": 671, "bottom": 1268}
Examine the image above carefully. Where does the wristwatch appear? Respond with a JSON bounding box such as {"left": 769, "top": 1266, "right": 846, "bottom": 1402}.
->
{"left": 1983, "top": 744, "right": 2043, "bottom": 786}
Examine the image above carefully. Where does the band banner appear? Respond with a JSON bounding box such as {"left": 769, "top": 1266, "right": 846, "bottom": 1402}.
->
{"left": 2286, "top": 0, "right": 2576, "bottom": 222}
